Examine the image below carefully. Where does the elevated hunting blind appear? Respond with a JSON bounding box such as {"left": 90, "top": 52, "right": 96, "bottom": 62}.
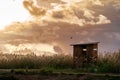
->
{"left": 71, "top": 42, "right": 99, "bottom": 68}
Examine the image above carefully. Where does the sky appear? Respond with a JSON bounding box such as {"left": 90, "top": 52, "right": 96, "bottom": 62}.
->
{"left": 0, "top": 0, "right": 120, "bottom": 55}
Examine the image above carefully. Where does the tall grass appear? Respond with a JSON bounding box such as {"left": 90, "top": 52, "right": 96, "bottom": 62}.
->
{"left": 0, "top": 51, "right": 120, "bottom": 73}
{"left": 96, "top": 51, "right": 120, "bottom": 73}
{"left": 0, "top": 53, "right": 73, "bottom": 69}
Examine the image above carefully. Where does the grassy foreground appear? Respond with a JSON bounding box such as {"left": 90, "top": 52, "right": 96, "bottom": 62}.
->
{"left": 0, "top": 50, "right": 120, "bottom": 73}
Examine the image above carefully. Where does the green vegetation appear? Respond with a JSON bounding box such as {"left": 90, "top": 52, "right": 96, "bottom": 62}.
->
{"left": 0, "top": 50, "right": 120, "bottom": 73}
{"left": 97, "top": 51, "right": 120, "bottom": 73}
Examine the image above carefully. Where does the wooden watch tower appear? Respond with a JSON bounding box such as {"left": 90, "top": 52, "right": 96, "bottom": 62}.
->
{"left": 71, "top": 42, "right": 99, "bottom": 68}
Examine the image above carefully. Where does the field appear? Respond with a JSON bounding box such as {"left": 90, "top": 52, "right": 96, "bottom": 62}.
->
{"left": 0, "top": 51, "right": 120, "bottom": 80}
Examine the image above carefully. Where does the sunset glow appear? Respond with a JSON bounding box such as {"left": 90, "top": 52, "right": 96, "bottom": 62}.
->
{"left": 0, "top": 0, "right": 30, "bottom": 29}
{"left": 0, "top": 0, "right": 120, "bottom": 55}
{"left": 4, "top": 43, "right": 56, "bottom": 55}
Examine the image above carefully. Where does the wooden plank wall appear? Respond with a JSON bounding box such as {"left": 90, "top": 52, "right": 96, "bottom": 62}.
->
{"left": 73, "top": 44, "right": 98, "bottom": 68}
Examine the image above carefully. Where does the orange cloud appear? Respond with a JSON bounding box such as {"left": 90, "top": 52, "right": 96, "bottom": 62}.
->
{"left": 23, "top": 0, "right": 46, "bottom": 16}
{"left": 22, "top": 0, "right": 111, "bottom": 26}
{"left": 0, "top": 0, "right": 120, "bottom": 54}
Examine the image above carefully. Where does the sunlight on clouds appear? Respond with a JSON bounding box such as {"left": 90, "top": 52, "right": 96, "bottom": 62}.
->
{"left": 21, "top": 0, "right": 111, "bottom": 26}
{"left": 47, "top": 0, "right": 110, "bottom": 26}
{"left": 89, "top": 0, "right": 103, "bottom": 6}
{"left": 4, "top": 43, "right": 57, "bottom": 55}
{"left": 61, "top": 0, "right": 83, "bottom": 4}
{"left": 83, "top": 8, "right": 95, "bottom": 19}
{"left": 0, "top": 0, "right": 119, "bottom": 54}
{"left": 23, "top": 0, "right": 46, "bottom": 16}
{"left": 0, "top": 0, "right": 30, "bottom": 30}
{"left": 0, "top": 0, "right": 114, "bottom": 30}
{"left": 61, "top": 0, "right": 103, "bottom": 6}
{"left": 96, "top": 15, "right": 111, "bottom": 24}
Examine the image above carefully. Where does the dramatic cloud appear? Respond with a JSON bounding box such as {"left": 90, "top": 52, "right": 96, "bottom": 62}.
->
{"left": 0, "top": 0, "right": 120, "bottom": 54}
{"left": 44, "top": 0, "right": 111, "bottom": 26}
{"left": 23, "top": 0, "right": 111, "bottom": 26}
{"left": 37, "top": 0, "right": 63, "bottom": 8}
{"left": 23, "top": 0, "right": 46, "bottom": 16}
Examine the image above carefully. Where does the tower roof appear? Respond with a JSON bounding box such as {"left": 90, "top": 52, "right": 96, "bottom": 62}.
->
{"left": 71, "top": 42, "right": 99, "bottom": 46}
